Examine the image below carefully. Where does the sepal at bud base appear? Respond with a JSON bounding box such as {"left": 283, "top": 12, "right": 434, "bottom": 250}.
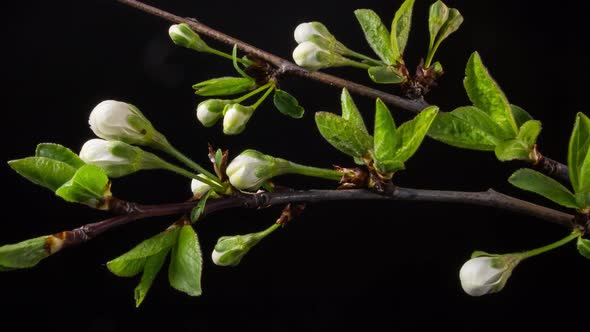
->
{"left": 211, "top": 224, "right": 278, "bottom": 266}
{"left": 226, "top": 150, "right": 287, "bottom": 190}
{"left": 222, "top": 104, "right": 255, "bottom": 135}
{"left": 168, "top": 23, "right": 210, "bottom": 52}
{"left": 459, "top": 252, "right": 521, "bottom": 296}
{"left": 196, "top": 99, "right": 230, "bottom": 127}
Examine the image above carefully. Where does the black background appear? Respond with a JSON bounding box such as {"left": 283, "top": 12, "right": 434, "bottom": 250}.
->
{"left": 1, "top": 0, "right": 588, "bottom": 331}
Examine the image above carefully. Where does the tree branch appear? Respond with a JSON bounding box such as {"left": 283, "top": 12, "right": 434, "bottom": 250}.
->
{"left": 56, "top": 187, "right": 576, "bottom": 250}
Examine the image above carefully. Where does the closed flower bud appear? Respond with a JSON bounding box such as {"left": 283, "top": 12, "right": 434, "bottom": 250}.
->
{"left": 226, "top": 150, "right": 287, "bottom": 190}
{"left": 89, "top": 100, "right": 160, "bottom": 146}
{"left": 292, "top": 41, "right": 332, "bottom": 71}
{"left": 196, "top": 99, "right": 229, "bottom": 127}
{"left": 79, "top": 139, "right": 162, "bottom": 178}
{"left": 168, "top": 23, "right": 210, "bottom": 52}
{"left": 222, "top": 104, "right": 255, "bottom": 135}
{"left": 294, "top": 22, "right": 334, "bottom": 44}
{"left": 459, "top": 254, "right": 520, "bottom": 296}
{"left": 211, "top": 224, "right": 278, "bottom": 266}
{"left": 190, "top": 176, "right": 211, "bottom": 198}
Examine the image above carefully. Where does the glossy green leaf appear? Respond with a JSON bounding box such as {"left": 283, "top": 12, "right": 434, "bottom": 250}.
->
{"left": 392, "top": 106, "right": 438, "bottom": 162}
{"left": 375, "top": 159, "right": 405, "bottom": 174}
{"left": 273, "top": 89, "right": 304, "bottom": 119}
{"left": 433, "top": 8, "right": 463, "bottom": 48}
{"left": 428, "top": 1, "right": 449, "bottom": 51}
{"left": 134, "top": 249, "right": 169, "bottom": 307}
{"left": 575, "top": 191, "right": 590, "bottom": 209}
{"left": 510, "top": 104, "right": 533, "bottom": 128}
{"left": 428, "top": 106, "right": 506, "bottom": 151}
{"left": 35, "top": 143, "right": 85, "bottom": 169}
{"left": 0, "top": 236, "right": 52, "bottom": 271}
{"left": 354, "top": 9, "right": 396, "bottom": 65}
{"left": 374, "top": 99, "right": 397, "bottom": 169}
{"left": 509, "top": 169, "right": 579, "bottom": 208}
{"left": 8, "top": 157, "right": 76, "bottom": 192}
{"left": 340, "top": 88, "right": 369, "bottom": 134}
{"left": 517, "top": 120, "right": 542, "bottom": 146}
{"left": 107, "top": 227, "right": 180, "bottom": 277}
{"left": 464, "top": 52, "right": 517, "bottom": 136}
{"left": 169, "top": 225, "right": 202, "bottom": 296}
{"left": 190, "top": 190, "right": 212, "bottom": 223}
{"left": 577, "top": 237, "right": 590, "bottom": 259}
{"left": 569, "top": 112, "right": 590, "bottom": 193}
{"left": 315, "top": 112, "right": 372, "bottom": 158}
{"left": 192, "top": 77, "right": 255, "bottom": 96}
{"left": 368, "top": 66, "right": 405, "bottom": 84}
{"left": 390, "top": 0, "right": 415, "bottom": 59}
{"left": 494, "top": 139, "right": 531, "bottom": 161}
{"left": 55, "top": 164, "right": 109, "bottom": 205}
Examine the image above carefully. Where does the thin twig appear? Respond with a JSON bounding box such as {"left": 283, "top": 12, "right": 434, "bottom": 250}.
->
{"left": 57, "top": 187, "right": 576, "bottom": 249}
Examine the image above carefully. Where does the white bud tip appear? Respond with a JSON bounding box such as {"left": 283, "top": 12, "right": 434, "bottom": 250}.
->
{"left": 459, "top": 257, "right": 505, "bottom": 296}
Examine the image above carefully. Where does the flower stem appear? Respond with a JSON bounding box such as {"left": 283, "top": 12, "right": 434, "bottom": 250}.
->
{"left": 161, "top": 144, "right": 219, "bottom": 182}
{"left": 159, "top": 159, "right": 224, "bottom": 190}
{"left": 206, "top": 47, "right": 252, "bottom": 65}
{"left": 284, "top": 161, "right": 342, "bottom": 181}
{"left": 343, "top": 50, "right": 385, "bottom": 67}
{"left": 251, "top": 83, "right": 275, "bottom": 109}
{"left": 233, "top": 82, "right": 274, "bottom": 103}
{"left": 519, "top": 230, "right": 582, "bottom": 259}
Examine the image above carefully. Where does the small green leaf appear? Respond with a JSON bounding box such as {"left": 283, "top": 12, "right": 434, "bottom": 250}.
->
{"left": 510, "top": 104, "right": 533, "bottom": 128}
{"left": 215, "top": 149, "right": 223, "bottom": 171}
{"left": 374, "top": 99, "right": 397, "bottom": 169}
{"left": 354, "top": 9, "right": 396, "bottom": 65}
{"left": 517, "top": 120, "right": 542, "bottom": 146}
{"left": 374, "top": 159, "right": 405, "bottom": 174}
{"left": 169, "top": 225, "right": 202, "bottom": 296}
{"left": 494, "top": 139, "right": 531, "bottom": 161}
{"left": 190, "top": 190, "right": 212, "bottom": 223}
{"left": 340, "top": 88, "right": 369, "bottom": 134}
{"left": 192, "top": 77, "right": 256, "bottom": 96}
{"left": 35, "top": 143, "right": 85, "bottom": 169}
{"left": 107, "top": 227, "right": 180, "bottom": 277}
{"left": 368, "top": 66, "right": 405, "bottom": 84}
{"left": 390, "top": 0, "right": 415, "bottom": 60}
{"left": 315, "top": 112, "right": 372, "bottom": 158}
{"left": 433, "top": 8, "right": 463, "bottom": 49}
{"left": 509, "top": 169, "right": 579, "bottom": 209}
{"left": 134, "top": 249, "right": 169, "bottom": 307}
{"left": 392, "top": 106, "right": 439, "bottom": 162}
{"left": 55, "top": 164, "right": 110, "bottom": 205}
{"left": 428, "top": 106, "right": 506, "bottom": 151}
{"left": 575, "top": 191, "right": 590, "bottom": 209}
{"left": 464, "top": 52, "right": 517, "bottom": 137}
{"left": 577, "top": 237, "right": 590, "bottom": 259}
{"left": 8, "top": 157, "right": 76, "bottom": 192}
{"left": 273, "top": 89, "right": 305, "bottom": 119}
{"left": 0, "top": 236, "right": 52, "bottom": 270}
{"left": 568, "top": 112, "right": 590, "bottom": 193}
{"left": 428, "top": 1, "right": 449, "bottom": 51}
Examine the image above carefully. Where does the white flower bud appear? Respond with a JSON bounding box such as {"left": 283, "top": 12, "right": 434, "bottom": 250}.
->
{"left": 222, "top": 104, "right": 254, "bottom": 135}
{"left": 89, "top": 100, "right": 158, "bottom": 146}
{"left": 79, "top": 139, "right": 161, "bottom": 178}
{"left": 168, "top": 23, "right": 210, "bottom": 52}
{"left": 294, "top": 22, "right": 333, "bottom": 44}
{"left": 459, "top": 255, "right": 518, "bottom": 296}
{"left": 190, "top": 176, "right": 211, "bottom": 198}
{"left": 196, "top": 99, "right": 228, "bottom": 127}
{"left": 226, "top": 150, "right": 284, "bottom": 191}
{"left": 211, "top": 224, "right": 277, "bottom": 266}
{"left": 292, "top": 41, "right": 331, "bottom": 71}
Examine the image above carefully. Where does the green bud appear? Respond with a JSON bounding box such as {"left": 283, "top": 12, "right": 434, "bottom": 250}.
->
{"left": 459, "top": 252, "right": 521, "bottom": 296}
{"left": 196, "top": 99, "right": 231, "bottom": 127}
{"left": 222, "top": 103, "right": 255, "bottom": 135}
{"left": 211, "top": 224, "right": 278, "bottom": 266}
{"left": 192, "top": 77, "right": 256, "bottom": 97}
{"left": 168, "top": 23, "right": 210, "bottom": 52}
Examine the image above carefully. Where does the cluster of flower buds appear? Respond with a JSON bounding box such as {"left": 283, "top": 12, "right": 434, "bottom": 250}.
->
{"left": 292, "top": 22, "right": 356, "bottom": 71}
{"left": 196, "top": 100, "right": 257, "bottom": 135}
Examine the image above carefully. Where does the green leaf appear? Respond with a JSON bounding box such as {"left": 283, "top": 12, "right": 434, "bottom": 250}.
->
{"left": 0, "top": 236, "right": 52, "bottom": 270}
{"left": 428, "top": 106, "right": 506, "bottom": 151}
{"left": 577, "top": 237, "right": 590, "bottom": 259}
{"left": 315, "top": 112, "right": 372, "bottom": 158}
{"left": 340, "top": 88, "right": 369, "bottom": 134}
{"left": 374, "top": 159, "right": 405, "bottom": 174}
{"left": 464, "top": 52, "right": 517, "bottom": 137}
{"left": 428, "top": 1, "right": 449, "bottom": 51}
{"left": 509, "top": 169, "right": 579, "bottom": 209}
{"left": 169, "top": 225, "right": 202, "bottom": 296}
{"left": 575, "top": 191, "right": 590, "bottom": 209}
{"left": 374, "top": 99, "right": 397, "bottom": 170}
{"left": 368, "top": 66, "right": 405, "bottom": 84}
{"left": 390, "top": 0, "right": 415, "bottom": 60}
{"left": 55, "top": 164, "right": 110, "bottom": 205}
{"left": 517, "top": 120, "right": 542, "bottom": 146}
{"left": 433, "top": 8, "right": 463, "bottom": 48}
{"left": 190, "top": 190, "right": 212, "bottom": 223}
{"left": 215, "top": 148, "right": 223, "bottom": 171}
{"left": 134, "top": 249, "right": 169, "bottom": 307}
{"left": 494, "top": 139, "right": 531, "bottom": 161}
{"left": 192, "top": 77, "right": 256, "bottom": 96}
{"left": 273, "top": 89, "right": 305, "bottom": 119}
{"left": 107, "top": 227, "right": 180, "bottom": 277}
{"left": 35, "top": 143, "right": 85, "bottom": 169}
{"left": 510, "top": 104, "right": 533, "bottom": 128}
{"left": 569, "top": 112, "right": 590, "bottom": 193}
{"left": 354, "top": 9, "right": 396, "bottom": 65}
{"left": 8, "top": 157, "right": 76, "bottom": 192}
{"left": 392, "top": 106, "right": 439, "bottom": 162}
